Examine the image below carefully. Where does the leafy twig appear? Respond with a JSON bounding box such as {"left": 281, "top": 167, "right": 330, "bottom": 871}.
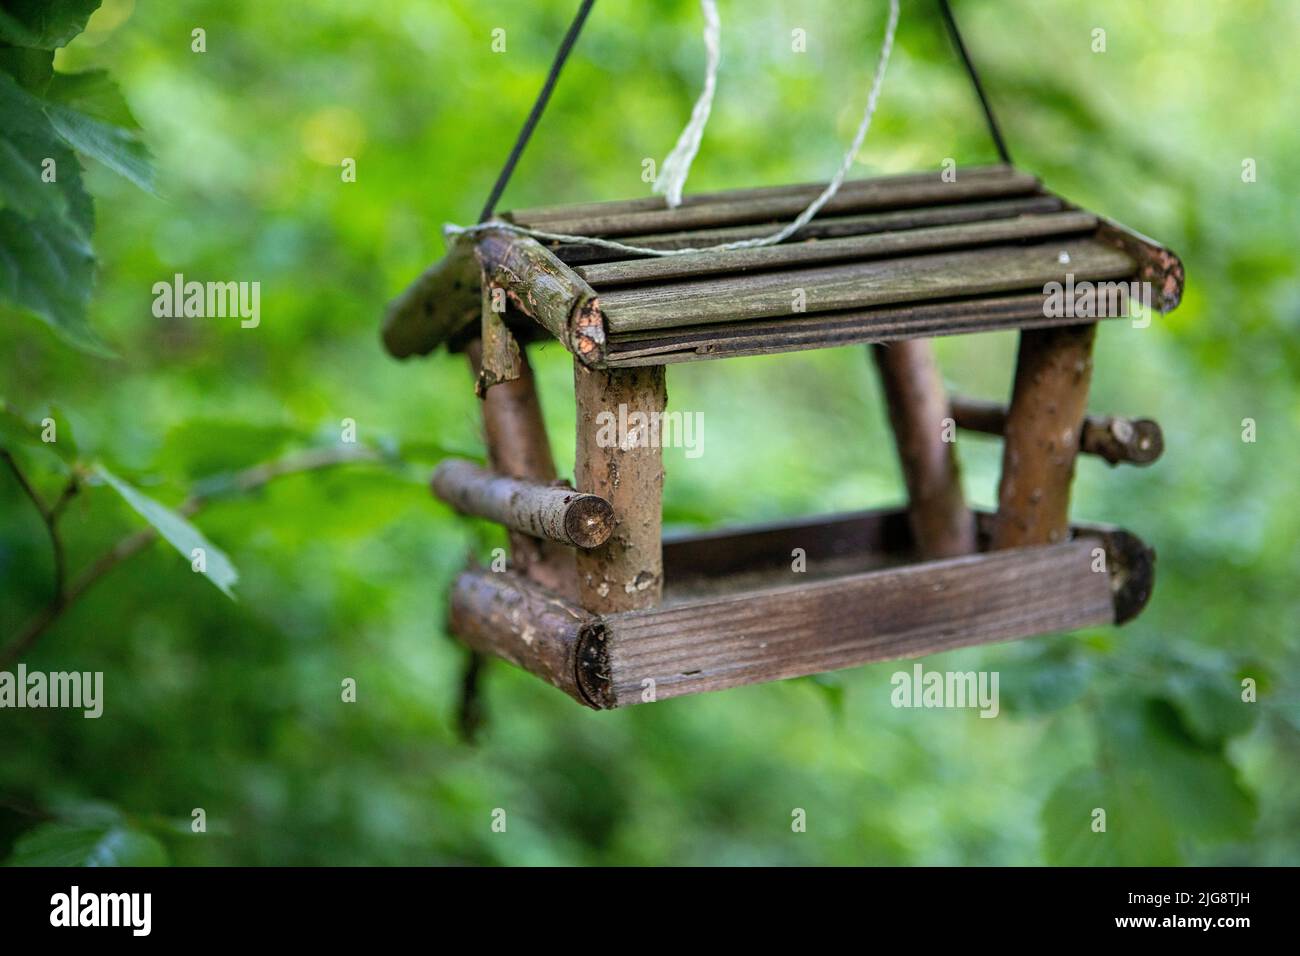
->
{"left": 1, "top": 446, "right": 381, "bottom": 667}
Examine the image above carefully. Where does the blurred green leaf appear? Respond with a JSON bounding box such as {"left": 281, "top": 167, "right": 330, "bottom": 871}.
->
{"left": 995, "top": 639, "right": 1093, "bottom": 717}
{"left": 1161, "top": 663, "right": 1260, "bottom": 748}
{"left": 45, "top": 69, "right": 142, "bottom": 129}
{"left": 0, "top": 43, "right": 53, "bottom": 92}
{"left": 5, "top": 822, "right": 168, "bottom": 867}
{"left": 1043, "top": 697, "right": 1257, "bottom": 864}
{"left": 45, "top": 94, "right": 154, "bottom": 193}
{"left": 0, "top": 72, "right": 105, "bottom": 351}
{"left": 0, "top": 72, "right": 74, "bottom": 221}
{"left": 158, "top": 418, "right": 298, "bottom": 478}
{"left": 96, "top": 464, "right": 240, "bottom": 599}
{"left": 801, "top": 673, "right": 846, "bottom": 722}
{"left": 0, "top": 401, "right": 75, "bottom": 473}
{"left": 1042, "top": 767, "right": 1181, "bottom": 866}
{"left": 0, "top": 0, "right": 102, "bottom": 50}
{"left": 1099, "top": 698, "right": 1256, "bottom": 843}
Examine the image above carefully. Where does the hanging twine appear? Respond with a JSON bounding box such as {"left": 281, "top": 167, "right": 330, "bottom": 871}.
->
{"left": 446, "top": 0, "right": 901, "bottom": 258}
{"left": 653, "top": 0, "right": 721, "bottom": 209}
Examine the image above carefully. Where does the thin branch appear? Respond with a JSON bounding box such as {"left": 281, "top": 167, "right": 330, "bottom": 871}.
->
{"left": 1, "top": 445, "right": 383, "bottom": 667}
{"left": 2, "top": 451, "right": 76, "bottom": 606}
{"left": 2, "top": 450, "right": 50, "bottom": 519}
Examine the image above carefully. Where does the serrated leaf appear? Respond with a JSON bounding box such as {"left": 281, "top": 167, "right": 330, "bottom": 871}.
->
{"left": 44, "top": 99, "right": 153, "bottom": 193}
{"left": 45, "top": 69, "right": 140, "bottom": 129}
{"left": 0, "top": 70, "right": 108, "bottom": 352}
{"left": 0, "top": 0, "right": 102, "bottom": 50}
{"left": 5, "top": 823, "right": 167, "bottom": 867}
{"left": 96, "top": 464, "right": 239, "bottom": 599}
{"left": 0, "top": 71, "right": 76, "bottom": 221}
{"left": 0, "top": 205, "right": 105, "bottom": 351}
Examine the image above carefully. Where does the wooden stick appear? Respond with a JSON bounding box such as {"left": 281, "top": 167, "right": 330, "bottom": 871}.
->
{"left": 597, "top": 240, "right": 1135, "bottom": 333}
{"left": 871, "top": 341, "right": 976, "bottom": 558}
{"left": 449, "top": 567, "right": 607, "bottom": 708}
{"left": 475, "top": 228, "right": 606, "bottom": 364}
{"left": 432, "top": 459, "right": 614, "bottom": 549}
{"left": 382, "top": 238, "right": 480, "bottom": 359}
{"left": 950, "top": 395, "right": 1163, "bottom": 466}
{"left": 602, "top": 293, "right": 1058, "bottom": 366}
{"left": 550, "top": 195, "right": 1065, "bottom": 265}
{"left": 1094, "top": 218, "right": 1185, "bottom": 313}
{"left": 577, "top": 211, "right": 1098, "bottom": 287}
{"left": 512, "top": 164, "right": 1023, "bottom": 224}
{"left": 511, "top": 170, "right": 1040, "bottom": 238}
{"left": 573, "top": 362, "right": 666, "bottom": 613}
{"left": 476, "top": 273, "right": 522, "bottom": 394}
{"left": 467, "top": 341, "right": 575, "bottom": 595}
{"left": 992, "top": 324, "right": 1098, "bottom": 548}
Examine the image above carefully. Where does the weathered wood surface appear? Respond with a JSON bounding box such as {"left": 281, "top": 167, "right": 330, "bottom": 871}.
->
{"left": 476, "top": 274, "right": 522, "bottom": 394}
{"left": 577, "top": 211, "right": 1097, "bottom": 287}
{"left": 380, "top": 169, "right": 1182, "bottom": 365}
{"left": 664, "top": 509, "right": 915, "bottom": 584}
{"left": 663, "top": 507, "right": 1152, "bottom": 625}
{"left": 598, "top": 240, "right": 1135, "bottom": 333}
{"left": 603, "top": 293, "right": 1057, "bottom": 366}
{"left": 382, "top": 238, "right": 480, "bottom": 359}
{"left": 448, "top": 507, "right": 1154, "bottom": 708}
{"left": 1094, "top": 218, "right": 1185, "bottom": 313}
{"left": 599, "top": 536, "right": 1113, "bottom": 706}
{"left": 474, "top": 228, "right": 606, "bottom": 364}
{"left": 432, "top": 458, "right": 614, "bottom": 549}
{"left": 468, "top": 341, "right": 575, "bottom": 596}
{"left": 573, "top": 362, "right": 667, "bottom": 613}
{"left": 512, "top": 164, "right": 1024, "bottom": 224}
{"left": 549, "top": 195, "right": 1065, "bottom": 265}
{"left": 448, "top": 567, "right": 607, "bottom": 708}
{"left": 950, "top": 394, "right": 1163, "bottom": 466}
{"left": 871, "top": 340, "right": 976, "bottom": 558}
{"left": 509, "top": 168, "right": 1040, "bottom": 238}
{"left": 993, "top": 324, "right": 1098, "bottom": 549}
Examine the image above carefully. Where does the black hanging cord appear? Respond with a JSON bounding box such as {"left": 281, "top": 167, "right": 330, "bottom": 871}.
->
{"left": 478, "top": 0, "right": 1012, "bottom": 221}
{"left": 477, "top": 0, "right": 597, "bottom": 223}
{"left": 935, "top": 0, "right": 1012, "bottom": 165}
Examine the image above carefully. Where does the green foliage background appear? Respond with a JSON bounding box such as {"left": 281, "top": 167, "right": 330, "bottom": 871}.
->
{"left": 1, "top": 0, "right": 1297, "bottom": 865}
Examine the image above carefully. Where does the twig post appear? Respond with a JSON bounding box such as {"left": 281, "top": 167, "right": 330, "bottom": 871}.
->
{"left": 466, "top": 341, "right": 574, "bottom": 596}
{"left": 573, "top": 362, "right": 666, "bottom": 613}
{"left": 992, "top": 323, "right": 1098, "bottom": 548}
{"left": 871, "top": 340, "right": 975, "bottom": 558}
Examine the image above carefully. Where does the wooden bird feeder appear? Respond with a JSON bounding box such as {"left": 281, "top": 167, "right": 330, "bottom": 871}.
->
{"left": 382, "top": 4, "right": 1183, "bottom": 709}
{"left": 383, "top": 165, "right": 1182, "bottom": 708}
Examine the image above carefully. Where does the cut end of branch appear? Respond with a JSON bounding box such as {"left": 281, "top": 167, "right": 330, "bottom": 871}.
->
{"left": 564, "top": 494, "right": 615, "bottom": 549}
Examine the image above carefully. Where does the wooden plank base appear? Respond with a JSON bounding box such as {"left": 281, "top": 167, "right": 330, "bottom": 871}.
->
{"left": 448, "top": 508, "right": 1153, "bottom": 709}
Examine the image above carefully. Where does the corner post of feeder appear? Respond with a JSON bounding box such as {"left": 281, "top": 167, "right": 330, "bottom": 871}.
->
{"left": 466, "top": 339, "right": 576, "bottom": 596}
{"left": 992, "top": 323, "right": 1098, "bottom": 548}
{"left": 573, "top": 361, "right": 667, "bottom": 613}
{"left": 870, "top": 339, "right": 976, "bottom": 558}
